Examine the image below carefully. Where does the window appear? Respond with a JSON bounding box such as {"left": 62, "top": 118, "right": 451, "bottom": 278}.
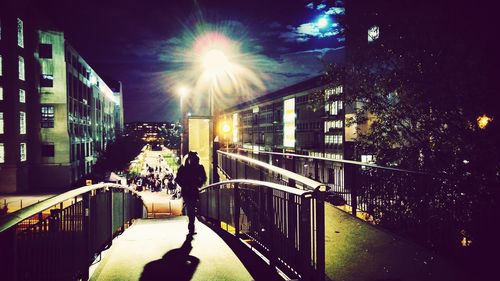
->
{"left": 19, "top": 56, "right": 25, "bottom": 80}
{"left": 0, "top": 112, "right": 3, "bottom": 134}
{"left": 42, "top": 144, "right": 55, "bottom": 157}
{"left": 20, "top": 111, "right": 26, "bottom": 134}
{"left": 20, "top": 143, "right": 27, "bottom": 161}
{"left": 361, "top": 155, "right": 375, "bottom": 164}
{"left": 40, "top": 74, "right": 53, "bottom": 87}
{"left": 39, "top": 43, "right": 53, "bottom": 58}
{"left": 324, "top": 120, "right": 344, "bottom": 132}
{"left": 368, "top": 25, "right": 379, "bottom": 42}
{"left": 324, "top": 133, "right": 343, "bottom": 145}
{"left": 41, "top": 106, "right": 55, "bottom": 128}
{"left": 0, "top": 86, "right": 3, "bottom": 100}
{"left": 17, "top": 18, "right": 24, "bottom": 48}
{"left": 0, "top": 143, "right": 4, "bottom": 163}
{"left": 0, "top": 55, "right": 2, "bottom": 76}
{"left": 19, "top": 89, "right": 25, "bottom": 103}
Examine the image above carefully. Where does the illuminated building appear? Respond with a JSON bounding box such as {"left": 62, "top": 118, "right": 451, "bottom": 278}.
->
{"left": 219, "top": 76, "right": 356, "bottom": 181}
{"left": 34, "top": 30, "right": 120, "bottom": 190}
{"left": 0, "top": 4, "right": 122, "bottom": 192}
{"left": 0, "top": 2, "right": 38, "bottom": 192}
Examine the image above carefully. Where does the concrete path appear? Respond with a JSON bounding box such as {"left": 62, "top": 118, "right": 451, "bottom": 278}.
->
{"left": 89, "top": 217, "right": 254, "bottom": 281}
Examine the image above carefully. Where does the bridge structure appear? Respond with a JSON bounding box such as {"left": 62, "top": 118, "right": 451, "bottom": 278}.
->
{"left": 0, "top": 150, "right": 468, "bottom": 280}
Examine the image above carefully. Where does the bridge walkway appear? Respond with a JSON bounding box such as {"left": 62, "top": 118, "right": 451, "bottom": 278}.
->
{"left": 89, "top": 217, "right": 253, "bottom": 281}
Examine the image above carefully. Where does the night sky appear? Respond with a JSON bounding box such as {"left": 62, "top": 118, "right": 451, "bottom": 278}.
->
{"left": 39, "top": 0, "right": 348, "bottom": 122}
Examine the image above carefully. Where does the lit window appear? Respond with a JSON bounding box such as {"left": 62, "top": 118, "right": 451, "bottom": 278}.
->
{"left": 0, "top": 143, "right": 4, "bottom": 163}
{"left": 19, "top": 56, "right": 25, "bottom": 81}
{"left": 20, "top": 142, "right": 27, "bottom": 161}
{"left": 17, "top": 18, "right": 24, "bottom": 48}
{"left": 0, "top": 55, "right": 2, "bottom": 76}
{"left": 361, "top": 155, "right": 375, "bottom": 164}
{"left": 0, "top": 86, "right": 3, "bottom": 100}
{"left": 20, "top": 111, "right": 26, "bottom": 134}
{"left": 368, "top": 25, "right": 379, "bottom": 42}
{"left": 41, "top": 106, "right": 55, "bottom": 128}
{"left": 19, "top": 89, "right": 25, "bottom": 103}
{"left": 0, "top": 112, "right": 3, "bottom": 134}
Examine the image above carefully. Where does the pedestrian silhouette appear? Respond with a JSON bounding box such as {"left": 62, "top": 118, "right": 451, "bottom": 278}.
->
{"left": 175, "top": 151, "right": 207, "bottom": 234}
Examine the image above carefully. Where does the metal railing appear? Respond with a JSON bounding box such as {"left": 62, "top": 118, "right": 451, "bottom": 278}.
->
{"left": 199, "top": 179, "right": 327, "bottom": 281}
{"left": 219, "top": 149, "right": 460, "bottom": 253}
{"left": 0, "top": 183, "right": 146, "bottom": 281}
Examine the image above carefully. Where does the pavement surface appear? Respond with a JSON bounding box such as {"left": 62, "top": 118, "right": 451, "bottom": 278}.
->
{"left": 89, "top": 217, "right": 254, "bottom": 281}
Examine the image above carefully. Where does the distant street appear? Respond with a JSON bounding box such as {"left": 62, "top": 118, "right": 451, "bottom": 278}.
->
{"left": 132, "top": 148, "right": 183, "bottom": 218}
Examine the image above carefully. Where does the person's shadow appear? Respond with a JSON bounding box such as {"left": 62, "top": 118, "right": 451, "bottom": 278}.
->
{"left": 139, "top": 234, "right": 200, "bottom": 281}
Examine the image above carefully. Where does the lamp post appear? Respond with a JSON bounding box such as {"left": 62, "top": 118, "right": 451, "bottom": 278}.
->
{"left": 201, "top": 48, "right": 229, "bottom": 183}
{"left": 222, "top": 121, "right": 230, "bottom": 151}
{"left": 177, "top": 85, "right": 190, "bottom": 159}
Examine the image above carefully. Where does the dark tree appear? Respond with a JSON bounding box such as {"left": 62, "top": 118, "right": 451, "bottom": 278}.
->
{"left": 322, "top": 0, "right": 499, "bottom": 275}
{"left": 93, "top": 136, "right": 145, "bottom": 179}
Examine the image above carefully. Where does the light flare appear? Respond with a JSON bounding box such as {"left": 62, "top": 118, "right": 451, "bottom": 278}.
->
{"left": 167, "top": 23, "right": 267, "bottom": 114}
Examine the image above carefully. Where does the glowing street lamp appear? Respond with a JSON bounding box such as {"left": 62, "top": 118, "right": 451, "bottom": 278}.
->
{"left": 221, "top": 121, "right": 230, "bottom": 151}
{"left": 177, "top": 85, "right": 190, "bottom": 158}
{"left": 477, "top": 114, "right": 493, "bottom": 129}
{"left": 177, "top": 85, "right": 190, "bottom": 114}
{"left": 172, "top": 29, "right": 266, "bottom": 183}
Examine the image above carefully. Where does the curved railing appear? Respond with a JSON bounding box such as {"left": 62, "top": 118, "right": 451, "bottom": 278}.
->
{"left": 199, "top": 179, "right": 327, "bottom": 281}
{"left": 217, "top": 150, "right": 328, "bottom": 191}
{"left": 218, "top": 149, "right": 461, "bottom": 257}
{"left": 0, "top": 183, "right": 147, "bottom": 281}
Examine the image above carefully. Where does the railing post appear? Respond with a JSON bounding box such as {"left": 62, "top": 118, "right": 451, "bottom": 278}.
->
{"left": 314, "top": 187, "right": 326, "bottom": 281}
{"left": 217, "top": 186, "right": 221, "bottom": 222}
{"left": 299, "top": 196, "right": 312, "bottom": 279}
{"left": 82, "top": 192, "right": 91, "bottom": 281}
{"left": 234, "top": 183, "right": 240, "bottom": 238}
{"left": 266, "top": 187, "right": 276, "bottom": 268}
{"left": 351, "top": 165, "right": 358, "bottom": 217}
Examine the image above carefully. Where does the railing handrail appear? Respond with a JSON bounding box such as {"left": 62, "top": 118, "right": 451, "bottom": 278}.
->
{"left": 218, "top": 150, "right": 328, "bottom": 190}
{"left": 235, "top": 147, "right": 429, "bottom": 175}
{"left": 0, "top": 183, "right": 141, "bottom": 233}
{"left": 200, "top": 179, "right": 315, "bottom": 196}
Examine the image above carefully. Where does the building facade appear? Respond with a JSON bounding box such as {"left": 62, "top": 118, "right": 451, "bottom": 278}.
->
{"left": 218, "top": 76, "right": 355, "bottom": 184}
{"left": 0, "top": 2, "right": 39, "bottom": 193}
{"left": 0, "top": 5, "right": 122, "bottom": 193}
{"left": 34, "top": 30, "right": 119, "bottom": 191}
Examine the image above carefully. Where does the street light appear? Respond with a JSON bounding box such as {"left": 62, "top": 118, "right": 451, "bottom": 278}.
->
{"left": 174, "top": 30, "right": 265, "bottom": 183}
{"left": 221, "top": 121, "right": 230, "bottom": 151}
{"left": 177, "top": 85, "right": 190, "bottom": 114}
{"left": 477, "top": 114, "right": 493, "bottom": 129}
{"left": 177, "top": 85, "right": 190, "bottom": 158}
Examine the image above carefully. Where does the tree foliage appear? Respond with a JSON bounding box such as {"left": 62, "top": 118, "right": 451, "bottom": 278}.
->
{"left": 93, "top": 136, "right": 145, "bottom": 176}
{"left": 322, "top": 0, "right": 499, "bottom": 270}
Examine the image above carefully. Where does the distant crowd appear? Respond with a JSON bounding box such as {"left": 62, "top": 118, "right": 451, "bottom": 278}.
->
{"left": 129, "top": 155, "right": 181, "bottom": 198}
